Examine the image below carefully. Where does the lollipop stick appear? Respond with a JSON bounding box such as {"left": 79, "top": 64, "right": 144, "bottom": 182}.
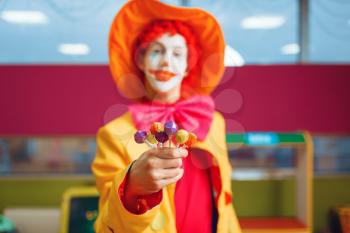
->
{"left": 168, "top": 136, "right": 172, "bottom": 148}
{"left": 145, "top": 140, "right": 155, "bottom": 148}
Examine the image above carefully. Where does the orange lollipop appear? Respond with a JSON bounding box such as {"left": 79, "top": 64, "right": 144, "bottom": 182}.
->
{"left": 185, "top": 132, "right": 197, "bottom": 147}
{"left": 150, "top": 122, "right": 164, "bottom": 134}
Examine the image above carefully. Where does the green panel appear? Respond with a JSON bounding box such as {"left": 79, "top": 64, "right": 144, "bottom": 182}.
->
{"left": 232, "top": 179, "right": 295, "bottom": 217}
{"left": 0, "top": 178, "right": 95, "bottom": 213}
{"left": 226, "top": 133, "right": 305, "bottom": 144}
{"left": 277, "top": 133, "right": 305, "bottom": 143}
{"left": 226, "top": 134, "right": 244, "bottom": 144}
{"left": 278, "top": 178, "right": 296, "bottom": 216}
{"left": 313, "top": 176, "right": 350, "bottom": 232}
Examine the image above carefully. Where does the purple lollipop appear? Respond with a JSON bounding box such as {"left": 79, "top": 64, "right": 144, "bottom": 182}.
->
{"left": 134, "top": 130, "right": 147, "bottom": 144}
{"left": 164, "top": 121, "right": 178, "bottom": 136}
{"left": 155, "top": 131, "right": 169, "bottom": 143}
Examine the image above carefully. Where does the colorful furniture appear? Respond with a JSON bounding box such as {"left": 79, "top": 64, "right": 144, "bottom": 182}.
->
{"left": 60, "top": 187, "right": 98, "bottom": 233}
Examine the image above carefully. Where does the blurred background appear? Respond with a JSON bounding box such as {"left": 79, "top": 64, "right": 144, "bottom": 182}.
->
{"left": 0, "top": 0, "right": 350, "bottom": 233}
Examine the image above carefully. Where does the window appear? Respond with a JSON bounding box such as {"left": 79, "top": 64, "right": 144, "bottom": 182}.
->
{"left": 186, "top": 0, "right": 300, "bottom": 64}
{"left": 309, "top": 0, "right": 350, "bottom": 63}
{"left": 1, "top": 0, "right": 349, "bottom": 64}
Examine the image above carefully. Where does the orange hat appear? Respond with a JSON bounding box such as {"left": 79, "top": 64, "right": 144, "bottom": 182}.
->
{"left": 109, "top": 0, "right": 225, "bottom": 100}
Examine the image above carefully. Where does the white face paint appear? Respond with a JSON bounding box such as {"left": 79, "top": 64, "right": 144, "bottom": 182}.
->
{"left": 141, "top": 33, "right": 188, "bottom": 93}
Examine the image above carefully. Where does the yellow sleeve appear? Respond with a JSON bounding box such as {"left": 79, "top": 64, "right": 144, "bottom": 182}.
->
{"left": 216, "top": 112, "right": 243, "bottom": 233}
{"left": 91, "top": 126, "right": 160, "bottom": 233}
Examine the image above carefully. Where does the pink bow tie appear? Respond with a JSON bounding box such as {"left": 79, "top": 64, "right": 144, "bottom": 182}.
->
{"left": 128, "top": 96, "right": 215, "bottom": 141}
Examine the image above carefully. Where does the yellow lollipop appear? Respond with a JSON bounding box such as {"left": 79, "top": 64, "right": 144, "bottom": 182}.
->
{"left": 147, "top": 132, "right": 158, "bottom": 144}
{"left": 176, "top": 129, "right": 189, "bottom": 145}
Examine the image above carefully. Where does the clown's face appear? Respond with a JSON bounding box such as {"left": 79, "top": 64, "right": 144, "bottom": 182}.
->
{"left": 139, "top": 33, "right": 188, "bottom": 93}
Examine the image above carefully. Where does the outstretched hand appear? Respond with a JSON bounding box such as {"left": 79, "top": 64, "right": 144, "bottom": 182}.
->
{"left": 126, "top": 147, "right": 188, "bottom": 196}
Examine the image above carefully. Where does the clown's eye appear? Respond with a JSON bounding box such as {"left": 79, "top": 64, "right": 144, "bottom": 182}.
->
{"left": 150, "top": 46, "right": 163, "bottom": 54}
{"left": 173, "top": 51, "right": 182, "bottom": 57}
{"left": 173, "top": 48, "right": 186, "bottom": 58}
{"left": 151, "top": 49, "right": 161, "bottom": 55}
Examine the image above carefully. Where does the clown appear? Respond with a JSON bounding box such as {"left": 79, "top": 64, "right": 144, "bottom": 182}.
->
{"left": 92, "top": 1, "right": 242, "bottom": 233}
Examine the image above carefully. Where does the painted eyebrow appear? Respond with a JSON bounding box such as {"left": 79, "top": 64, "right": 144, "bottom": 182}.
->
{"left": 149, "top": 42, "right": 163, "bottom": 48}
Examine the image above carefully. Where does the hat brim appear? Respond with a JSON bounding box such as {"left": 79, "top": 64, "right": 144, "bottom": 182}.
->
{"left": 109, "top": 0, "right": 225, "bottom": 100}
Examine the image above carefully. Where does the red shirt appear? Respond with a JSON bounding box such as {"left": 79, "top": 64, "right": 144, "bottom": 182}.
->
{"left": 175, "top": 149, "right": 213, "bottom": 233}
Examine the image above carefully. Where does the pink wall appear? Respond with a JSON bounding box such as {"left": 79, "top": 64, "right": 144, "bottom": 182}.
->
{"left": 0, "top": 64, "right": 349, "bottom": 135}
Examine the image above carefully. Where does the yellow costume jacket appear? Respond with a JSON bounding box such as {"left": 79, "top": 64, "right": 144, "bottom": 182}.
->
{"left": 92, "top": 111, "right": 242, "bottom": 233}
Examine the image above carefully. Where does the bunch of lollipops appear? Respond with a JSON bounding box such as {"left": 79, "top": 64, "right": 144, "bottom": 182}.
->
{"left": 134, "top": 121, "right": 197, "bottom": 148}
